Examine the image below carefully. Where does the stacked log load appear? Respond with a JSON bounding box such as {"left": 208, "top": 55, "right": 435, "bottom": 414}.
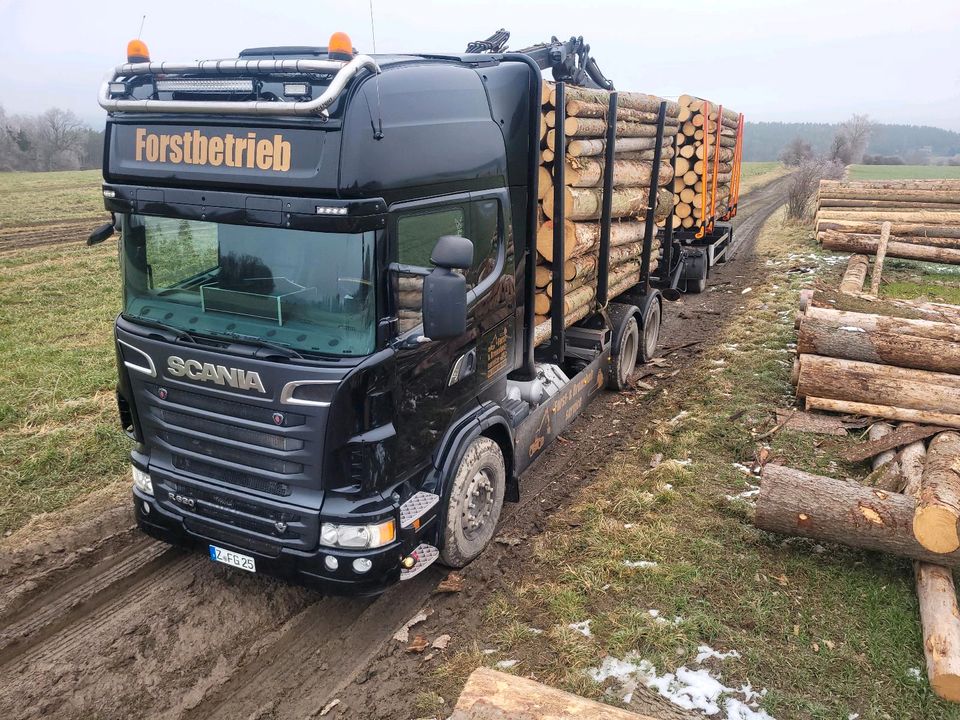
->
{"left": 535, "top": 81, "right": 679, "bottom": 346}
{"left": 815, "top": 179, "right": 960, "bottom": 265}
{"left": 671, "top": 95, "right": 743, "bottom": 231}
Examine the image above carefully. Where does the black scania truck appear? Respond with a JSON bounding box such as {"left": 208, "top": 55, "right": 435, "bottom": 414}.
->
{"left": 93, "top": 31, "right": 681, "bottom": 594}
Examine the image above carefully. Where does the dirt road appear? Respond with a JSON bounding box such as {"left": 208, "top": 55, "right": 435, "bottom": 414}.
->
{"left": 0, "top": 175, "right": 790, "bottom": 720}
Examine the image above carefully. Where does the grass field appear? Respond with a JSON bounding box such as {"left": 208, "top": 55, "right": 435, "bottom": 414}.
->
{"left": 0, "top": 171, "right": 127, "bottom": 534}
{"left": 0, "top": 169, "right": 104, "bottom": 228}
{"left": 847, "top": 165, "right": 960, "bottom": 181}
{"left": 431, "top": 213, "right": 960, "bottom": 719}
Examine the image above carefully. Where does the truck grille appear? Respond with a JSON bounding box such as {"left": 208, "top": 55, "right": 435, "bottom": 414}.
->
{"left": 172, "top": 455, "right": 292, "bottom": 497}
{"left": 158, "top": 429, "right": 303, "bottom": 474}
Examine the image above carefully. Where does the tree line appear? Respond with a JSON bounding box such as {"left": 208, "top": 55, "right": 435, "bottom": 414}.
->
{"left": 0, "top": 106, "right": 103, "bottom": 172}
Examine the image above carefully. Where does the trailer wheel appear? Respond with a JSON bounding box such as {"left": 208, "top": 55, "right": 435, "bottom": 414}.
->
{"left": 439, "top": 436, "right": 506, "bottom": 568}
{"left": 607, "top": 315, "right": 639, "bottom": 391}
{"left": 639, "top": 298, "right": 662, "bottom": 363}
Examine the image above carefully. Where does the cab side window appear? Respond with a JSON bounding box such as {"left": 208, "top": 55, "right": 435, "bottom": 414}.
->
{"left": 393, "top": 201, "right": 502, "bottom": 333}
{"left": 395, "top": 207, "right": 467, "bottom": 332}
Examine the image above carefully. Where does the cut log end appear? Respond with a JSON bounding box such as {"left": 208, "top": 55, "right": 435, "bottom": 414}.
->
{"left": 915, "top": 506, "right": 960, "bottom": 554}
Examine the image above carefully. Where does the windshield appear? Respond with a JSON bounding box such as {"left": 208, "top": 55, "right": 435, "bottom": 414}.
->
{"left": 121, "top": 215, "right": 376, "bottom": 357}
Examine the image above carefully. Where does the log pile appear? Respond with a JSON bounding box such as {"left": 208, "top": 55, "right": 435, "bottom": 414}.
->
{"left": 815, "top": 180, "right": 960, "bottom": 266}
{"left": 535, "top": 82, "right": 679, "bottom": 346}
{"left": 670, "top": 95, "right": 743, "bottom": 232}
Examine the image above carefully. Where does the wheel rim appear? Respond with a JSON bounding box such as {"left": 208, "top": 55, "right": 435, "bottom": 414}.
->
{"left": 644, "top": 306, "right": 660, "bottom": 357}
{"left": 462, "top": 467, "right": 496, "bottom": 541}
{"left": 620, "top": 325, "right": 638, "bottom": 383}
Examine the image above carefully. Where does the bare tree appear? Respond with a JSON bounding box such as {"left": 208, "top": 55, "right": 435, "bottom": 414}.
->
{"left": 37, "top": 108, "right": 85, "bottom": 170}
{"left": 829, "top": 114, "right": 873, "bottom": 166}
{"left": 780, "top": 136, "right": 814, "bottom": 166}
{"left": 786, "top": 158, "right": 845, "bottom": 220}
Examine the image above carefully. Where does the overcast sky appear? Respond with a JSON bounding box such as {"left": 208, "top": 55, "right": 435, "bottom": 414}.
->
{"left": 1, "top": 0, "right": 958, "bottom": 130}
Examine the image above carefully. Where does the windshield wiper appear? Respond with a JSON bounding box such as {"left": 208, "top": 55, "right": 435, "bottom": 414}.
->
{"left": 211, "top": 331, "right": 304, "bottom": 360}
{"left": 123, "top": 315, "right": 197, "bottom": 343}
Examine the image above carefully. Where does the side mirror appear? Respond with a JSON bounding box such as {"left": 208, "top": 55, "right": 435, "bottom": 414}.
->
{"left": 87, "top": 221, "right": 115, "bottom": 246}
{"left": 422, "top": 235, "right": 472, "bottom": 340}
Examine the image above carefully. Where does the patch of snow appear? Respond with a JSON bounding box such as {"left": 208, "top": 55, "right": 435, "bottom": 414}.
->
{"left": 482, "top": 648, "right": 497, "bottom": 655}
{"left": 668, "top": 411, "right": 690, "bottom": 425}
{"left": 624, "top": 560, "right": 658, "bottom": 569}
{"left": 907, "top": 666, "right": 922, "bottom": 680}
{"left": 624, "top": 523, "right": 635, "bottom": 529}
{"left": 528, "top": 627, "right": 543, "bottom": 635}
{"left": 741, "top": 287, "right": 753, "bottom": 295}
{"left": 568, "top": 620, "right": 593, "bottom": 637}
{"left": 588, "top": 652, "right": 775, "bottom": 720}
{"left": 732, "top": 462, "right": 753, "bottom": 475}
{"left": 662, "top": 483, "right": 674, "bottom": 491}
{"left": 496, "top": 659, "right": 518, "bottom": 669}
{"left": 695, "top": 644, "right": 742, "bottom": 664}
{"left": 848, "top": 714, "right": 860, "bottom": 720}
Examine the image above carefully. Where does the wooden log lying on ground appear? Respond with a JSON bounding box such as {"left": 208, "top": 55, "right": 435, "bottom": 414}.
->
{"left": 915, "top": 432, "right": 960, "bottom": 553}
{"left": 805, "top": 290, "right": 960, "bottom": 325}
{"left": 839, "top": 254, "right": 869, "bottom": 294}
{"left": 821, "top": 230, "right": 960, "bottom": 265}
{"left": 899, "top": 438, "right": 960, "bottom": 703}
{"left": 869, "top": 222, "right": 892, "bottom": 296}
{"left": 796, "top": 354, "right": 960, "bottom": 415}
{"left": 450, "top": 667, "right": 667, "bottom": 720}
{"left": 756, "top": 463, "right": 960, "bottom": 567}
{"left": 797, "top": 309, "right": 960, "bottom": 375}
{"left": 804, "top": 397, "right": 960, "bottom": 430}
{"left": 818, "top": 199, "right": 960, "bottom": 211}
{"left": 816, "top": 220, "right": 960, "bottom": 239}
{"left": 868, "top": 422, "right": 905, "bottom": 492}
{"left": 816, "top": 209, "right": 960, "bottom": 225}
{"left": 819, "top": 232, "right": 960, "bottom": 250}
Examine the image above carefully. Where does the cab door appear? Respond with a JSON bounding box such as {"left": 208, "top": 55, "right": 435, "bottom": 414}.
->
{"left": 389, "top": 190, "right": 515, "bottom": 481}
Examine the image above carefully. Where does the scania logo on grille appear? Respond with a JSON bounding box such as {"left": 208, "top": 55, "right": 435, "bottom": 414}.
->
{"left": 166, "top": 355, "right": 266, "bottom": 393}
{"left": 272, "top": 412, "right": 284, "bottom": 426}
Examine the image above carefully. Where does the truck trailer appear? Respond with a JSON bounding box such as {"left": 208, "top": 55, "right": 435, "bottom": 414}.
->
{"left": 91, "top": 30, "right": 740, "bottom": 594}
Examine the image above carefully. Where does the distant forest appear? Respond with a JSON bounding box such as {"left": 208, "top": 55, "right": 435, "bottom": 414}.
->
{"left": 744, "top": 121, "right": 960, "bottom": 163}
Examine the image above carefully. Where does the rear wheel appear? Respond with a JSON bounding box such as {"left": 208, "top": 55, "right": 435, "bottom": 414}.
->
{"left": 639, "top": 298, "right": 662, "bottom": 363}
{"left": 608, "top": 315, "right": 639, "bottom": 391}
{"left": 439, "top": 436, "right": 506, "bottom": 567}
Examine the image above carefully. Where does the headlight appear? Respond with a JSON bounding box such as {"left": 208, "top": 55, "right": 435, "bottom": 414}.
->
{"left": 319, "top": 520, "right": 395, "bottom": 549}
{"left": 132, "top": 466, "right": 153, "bottom": 496}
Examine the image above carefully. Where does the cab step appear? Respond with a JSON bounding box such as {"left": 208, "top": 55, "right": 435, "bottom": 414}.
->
{"left": 399, "top": 491, "right": 440, "bottom": 530}
{"left": 400, "top": 543, "right": 439, "bottom": 580}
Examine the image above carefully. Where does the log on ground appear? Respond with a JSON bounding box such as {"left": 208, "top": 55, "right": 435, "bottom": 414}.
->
{"left": 915, "top": 432, "right": 960, "bottom": 553}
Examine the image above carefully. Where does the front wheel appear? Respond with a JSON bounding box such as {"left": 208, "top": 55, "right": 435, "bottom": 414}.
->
{"left": 439, "top": 436, "right": 506, "bottom": 567}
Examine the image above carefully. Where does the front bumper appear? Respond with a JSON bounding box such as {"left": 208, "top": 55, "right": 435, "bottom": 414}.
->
{"left": 133, "top": 489, "right": 422, "bottom": 596}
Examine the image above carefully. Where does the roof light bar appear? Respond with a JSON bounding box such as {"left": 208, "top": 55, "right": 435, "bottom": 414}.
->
{"left": 315, "top": 206, "right": 349, "bottom": 216}
{"left": 156, "top": 78, "right": 254, "bottom": 94}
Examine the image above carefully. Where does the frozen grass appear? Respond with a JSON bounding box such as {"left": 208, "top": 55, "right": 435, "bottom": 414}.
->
{"left": 433, "top": 210, "right": 960, "bottom": 719}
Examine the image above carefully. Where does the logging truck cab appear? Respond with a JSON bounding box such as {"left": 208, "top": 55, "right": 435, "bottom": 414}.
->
{"left": 92, "top": 32, "right": 667, "bottom": 594}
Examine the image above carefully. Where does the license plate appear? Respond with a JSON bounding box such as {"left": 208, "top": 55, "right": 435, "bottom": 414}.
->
{"left": 209, "top": 544, "right": 256, "bottom": 573}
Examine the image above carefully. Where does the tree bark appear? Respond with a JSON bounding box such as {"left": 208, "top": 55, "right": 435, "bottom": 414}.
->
{"left": 797, "top": 313, "right": 960, "bottom": 375}
{"left": 839, "top": 254, "right": 869, "bottom": 293}
{"left": 820, "top": 232, "right": 960, "bottom": 251}
{"left": 804, "top": 396, "right": 960, "bottom": 430}
{"left": 816, "top": 209, "right": 960, "bottom": 225}
{"left": 806, "top": 290, "right": 960, "bottom": 325}
{"left": 755, "top": 464, "right": 960, "bottom": 567}
{"left": 536, "top": 220, "right": 647, "bottom": 262}
{"left": 566, "top": 136, "right": 659, "bottom": 158}
{"left": 450, "top": 667, "right": 675, "bottom": 720}
{"left": 542, "top": 186, "right": 672, "bottom": 222}
{"left": 915, "top": 432, "right": 960, "bottom": 553}
{"left": 796, "top": 354, "right": 960, "bottom": 414}
{"left": 565, "top": 159, "right": 673, "bottom": 188}
{"left": 816, "top": 220, "right": 960, "bottom": 239}
{"left": 821, "top": 231, "right": 960, "bottom": 265}
{"left": 870, "top": 222, "right": 892, "bottom": 296}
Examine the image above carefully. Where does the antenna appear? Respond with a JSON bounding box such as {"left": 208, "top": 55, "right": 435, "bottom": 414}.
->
{"left": 368, "top": 0, "right": 384, "bottom": 139}
{"left": 137, "top": 14, "right": 147, "bottom": 39}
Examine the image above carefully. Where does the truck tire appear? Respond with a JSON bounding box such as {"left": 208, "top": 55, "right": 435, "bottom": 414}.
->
{"left": 607, "top": 315, "right": 639, "bottom": 391}
{"left": 439, "top": 436, "right": 506, "bottom": 567}
{"left": 639, "top": 297, "right": 662, "bottom": 363}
